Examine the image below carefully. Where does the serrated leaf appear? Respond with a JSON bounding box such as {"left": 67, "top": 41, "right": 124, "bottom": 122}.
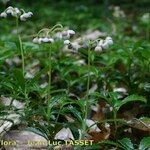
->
{"left": 118, "top": 138, "right": 134, "bottom": 150}
{"left": 115, "top": 95, "right": 147, "bottom": 111}
{"left": 99, "top": 140, "right": 124, "bottom": 149}
{"left": 139, "top": 137, "right": 150, "bottom": 150}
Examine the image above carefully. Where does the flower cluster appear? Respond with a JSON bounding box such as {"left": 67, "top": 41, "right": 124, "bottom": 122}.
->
{"left": 0, "top": 6, "right": 33, "bottom": 21}
{"left": 33, "top": 37, "right": 54, "bottom": 44}
{"left": 20, "top": 12, "right": 33, "bottom": 21}
{"left": 64, "top": 35, "right": 113, "bottom": 52}
{"left": 94, "top": 36, "right": 113, "bottom": 52}
{"left": 33, "top": 28, "right": 75, "bottom": 45}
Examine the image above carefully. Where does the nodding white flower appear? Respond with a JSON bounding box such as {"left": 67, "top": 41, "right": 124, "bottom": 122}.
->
{"left": 62, "top": 29, "right": 75, "bottom": 39}
{"left": 42, "top": 37, "right": 54, "bottom": 43}
{"left": 7, "top": 6, "right": 13, "bottom": 10}
{"left": 62, "top": 31, "right": 68, "bottom": 36}
{"left": 38, "top": 38, "right": 42, "bottom": 44}
{"left": 67, "top": 30, "right": 75, "bottom": 35}
{"left": 54, "top": 32, "right": 63, "bottom": 39}
{"left": 64, "top": 40, "right": 71, "bottom": 45}
{"left": 20, "top": 15, "right": 26, "bottom": 21}
{"left": 14, "top": 7, "right": 21, "bottom": 15}
{"left": 6, "top": 9, "right": 13, "bottom": 15}
{"left": 62, "top": 31, "right": 70, "bottom": 39}
{"left": 49, "top": 38, "right": 54, "bottom": 43}
{"left": 101, "top": 42, "right": 109, "bottom": 49}
{"left": 97, "top": 39, "right": 104, "bottom": 47}
{"left": 94, "top": 46, "right": 102, "bottom": 52}
{"left": 27, "top": 12, "right": 33, "bottom": 17}
{"left": 41, "top": 37, "right": 50, "bottom": 43}
{"left": 33, "top": 37, "right": 54, "bottom": 44}
{"left": 20, "top": 12, "right": 33, "bottom": 21}
{"left": 33, "top": 37, "right": 39, "bottom": 43}
{"left": 106, "top": 39, "right": 113, "bottom": 45}
{"left": 105, "top": 36, "right": 112, "bottom": 41}
{"left": 71, "top": 42, "right": 80, "bottom": 51}
{"left": 0, "top": 12, "right": 7, "bottom": 18}
{"left": 105, "top": 36, "right": 113, "bottom": 46}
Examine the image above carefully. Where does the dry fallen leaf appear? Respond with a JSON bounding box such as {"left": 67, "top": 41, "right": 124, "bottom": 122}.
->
{"left": 54, "top": 128, "right": 74, "bottom": 140}
{"left": 88, "top": 123, "right": 111, "bottom": 142}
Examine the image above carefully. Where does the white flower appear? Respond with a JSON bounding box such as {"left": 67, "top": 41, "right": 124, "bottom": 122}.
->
{"left": 62, "top": 29, "right": 75, "bottom": 39}
{"left": 107, "top": 39, "right": 113, "bottom": 45}
{"left": 7, "top": 6, "right": 13, "bottom": 10}
{"left": 20, "top": 15, "right": 26, "bottom": 21}
{"left": 64, "top": 40, "right": 70, "bottom": 45}
{"left": 62, "top": 31, "right": 68, "bottom": 36}
{"left": 14, "top": 8, "right": 21, "bottom": 15}
{"left": 33, "top": 37, "right": 39, "bottom": 43}
{"left": 54, "top": 32, "right": 62, "bottom": 39}
{"left": 67, "top": 30, "right": 75, "bottom": 35}
{"left": 71, "top": 42, "right": 80, "bottom": 51}
{"left": 105, "top": 36, "right": 112, "bottom": 41}
{"left": 49, "top": 38, "right": 54, "bottom": 43}
{"left": 94, "top": 46, "right": 102, "bottom": 52}
{"left": 38, "top": 38, "right": 42, "bottom": 44}
{"left": 105, "top": 36, "right": 113, "bottom": 46}
{"left": 101, "top": 42, "right": 109, "bottom": 49}
{"left": 20, "top": 12, "right": 33, "bottom": 21}
{"left": 41, "top": 37, "right": 50, "bottom": 43}
{"left": 0, "top": 12, "right": 7, "bottom": 18}
{"left": 27, "top": 12, "right": 33, "bottom": 17}
{"left": 97, "top": 39, "right": 104, "bottom": 47}
{"left": 33, "top": 37, "right": 54, "bottom": 44}
{"left": 6, "top": 9, "right": 13, "bottom": 15}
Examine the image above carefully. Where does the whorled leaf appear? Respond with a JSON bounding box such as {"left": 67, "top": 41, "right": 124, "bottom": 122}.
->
{"left": 139, "top": 137, "right": 150, "bottom": 150}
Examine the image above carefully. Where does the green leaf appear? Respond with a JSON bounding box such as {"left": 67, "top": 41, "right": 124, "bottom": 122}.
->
{"left": 118, "top": 138, "right": 134, "bottom": 150}
{"left": 25, "top": 127, "right": 48, "bottom": 140}
{"left": 139, "top": 137, "right": 150, "bottom": 150}
{"left": 115, "top": 95, "right": 147, "bottom": 111}
{"left": 13, "top": 69, "right": 25, "bottom": 90}
{"left": 99, "top": 140, "right": 124, "bottom": 149}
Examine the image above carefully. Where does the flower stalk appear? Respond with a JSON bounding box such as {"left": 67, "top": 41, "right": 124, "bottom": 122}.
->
{"left": 16, "top": 17, "right": 26, "bottom": 98}
{"left": 47, "top": 44, "right": 52, "bottom": 119}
